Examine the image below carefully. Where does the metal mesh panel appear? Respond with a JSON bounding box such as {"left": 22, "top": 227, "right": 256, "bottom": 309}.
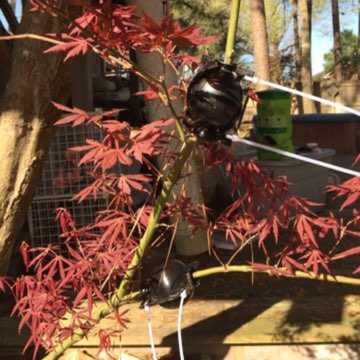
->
{"left": 34, "top": 123, "right": 103, "bottom": 197}
{"left": 28, "top": 122, "right": 110, "bottom": 252}
{"left": 28, "top": 196, "right": 107, "bottom": 252}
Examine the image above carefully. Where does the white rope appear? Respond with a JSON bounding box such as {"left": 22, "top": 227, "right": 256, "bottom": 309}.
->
{"left": 178, "top": 290, "right": 187, "bottom": 360}
{"left": 226, "top": 135, "right": 360, "bottom": 178}
{"left": 144, "top": 302, "right": 157, "bottom": 360}
{"left": 244, "top": 75, "right": 360, "bottom": 117}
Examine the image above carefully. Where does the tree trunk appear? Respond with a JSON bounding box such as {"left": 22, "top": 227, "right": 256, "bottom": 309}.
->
{"left": 292, "top": 0, "right": 304, "bottom": 113}
{"left": 331, "top": 0, "right": 342, "bottom": 81}
{"left": 0, "top": 22, "right": 11, "bottom": 94}
{"left": 0, "top": 2, "right": 71, "bottom": 275}
{"left": 298, "top": 0, "right": 315, "bottom": 113}
{"left": 250, "top": 0, "right": 270, "bottom": 90}
{"left": 125, "top": 0, "right": 208, "bottom": 255}
{"left": 270, "top": 40, "right": 281, "bottom": 84}
{"left": 357, "top": 0, "right": 360, "bottom": 79}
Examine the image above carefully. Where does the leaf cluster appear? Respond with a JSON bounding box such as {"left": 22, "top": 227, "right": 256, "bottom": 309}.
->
{"left": 323, "top": 29, "right": 358, "bottom": 79}
{"left": 0, "top": 2, "right": 359, "bottom": 359}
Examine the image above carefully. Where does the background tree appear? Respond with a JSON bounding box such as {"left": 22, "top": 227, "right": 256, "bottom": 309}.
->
{"left": 331, "top": 0, "right": 343, "bottom": 80}
{"left": 0, "top": 0, "right": 72, "bottom": 275}
{"left": 291, "top": 0, "right": 304, "bottom": 112}
{"left": 298, "top": 0, "right": 315, "bottom": 112}
{"left": 323, "top": 28, "right": 358, "bottom": 79}
{"left": 239, "top": 0, "right": 298, "bottom": 84}
{"left": 265, "top": 0, "right": 292, "bottom": 84}
{"left": 250, "top": 0, "right": 270, "bottom": 89}
{"left": 171, "top": 0, "right": 248, "bottom": 60}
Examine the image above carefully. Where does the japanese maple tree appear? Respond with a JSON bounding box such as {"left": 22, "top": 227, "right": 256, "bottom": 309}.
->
{"left": 0, "top": 1, "right": 359, "bottom": 359}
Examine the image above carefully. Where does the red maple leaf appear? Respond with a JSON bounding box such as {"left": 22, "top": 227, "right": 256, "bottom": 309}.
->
{"left": 52, "top": 102, "right": 90, "bottom": 126}
{"left": 117, "top": 173, "right": 151, "bottom": 195}
{"left": 140, "top": 13, "right": 218, "bottom": 48}
{"left": 44, "top": 39, "right": 89, "bottom": 62}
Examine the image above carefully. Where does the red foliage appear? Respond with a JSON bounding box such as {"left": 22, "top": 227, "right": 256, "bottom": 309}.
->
{"left": 1, "top": 2, "right": 359, "bottom": 359}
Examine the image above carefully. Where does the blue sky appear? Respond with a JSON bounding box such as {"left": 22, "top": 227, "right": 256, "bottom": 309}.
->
{"left": 1, "top": 1, "right": 358, "bottom": 76}
{"left": 311, "top": 7, "right": 358, "bottom": 74}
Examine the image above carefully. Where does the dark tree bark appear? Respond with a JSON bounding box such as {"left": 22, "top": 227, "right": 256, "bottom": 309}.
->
{"left": 0, "top": 1, "right": 71, "bottom": 275}
{"left": 331, "top": 0, "right": 342, "bottom": 81}
{"left": 357, "top": 0, "right": 360, "bottom": 79}
{"left": 270, "top": 40, "right": 282, "bottom": 84}
{"left": 250, "top": 0, "right": 271, "bottom": 90}
{"left": 292, "top": 0, "right": 304, "bottom": 113}
{"left": 0, "top": 22, "right": 11, "bottom": 94}
{"left": 298, "top": 0, "right": 315, "bottom": 113}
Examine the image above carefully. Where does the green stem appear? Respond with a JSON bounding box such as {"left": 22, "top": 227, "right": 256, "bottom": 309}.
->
{"left": 111, "top": 140, "right": 195, "bottom": 304}
{"left": 160, "top": 79, "right": 186, "bottom": 141}
{"left": 42, "top": 139, "right": 195, "bottom": 360}
{"left": 224, "top": 0, "right": 241, "bottom": 64}
{"left": 193, "top": 265, "right": 360, "bottom": 286}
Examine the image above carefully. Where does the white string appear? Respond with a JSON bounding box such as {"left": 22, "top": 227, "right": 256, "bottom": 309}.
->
{"left": 226, "top": 135, "right": 360, "bottom": 178}
{"left": 244, "top": 75, "right": 360, "bottom": 117}
{"left": 144, "top": 302, "right": 157, "bottom": 360}
{"left": 178, "top": 290, "right": 187, "bottom": 360}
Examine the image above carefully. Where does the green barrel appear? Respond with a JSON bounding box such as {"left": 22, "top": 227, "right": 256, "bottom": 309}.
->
{"left": 255, "top": 90, "right": 294, "bottom": 160}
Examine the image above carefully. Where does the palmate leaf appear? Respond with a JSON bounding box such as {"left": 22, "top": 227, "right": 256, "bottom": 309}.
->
{"left": 302, "top": 249, "right": 330, "bottom": 274}
{"left": 141, "top": 13, "right": 218, "bottom": 48}
{"left": 282, "top": 255, "right": 307, "bottom": 273}
{"left": 44, "top": 39, "right": 89, "bottom": 62}
{"left": 117, "top": 173, "right": 151, "bottom": 195}
{"left": 340, "top": 191, "right": 360, "bottom": 210}
{"left": 294, "top": 214, "right": 317, "bottom": 247}
{"left": 88, "top": 109, "right": 123, "bottom": 124}
{"left": 95, "top": 211, "right": 132, "bottom": 245}
{"left": 327, "top": 176, "right": 360, "bottom": 210}
{"left": 135, "top": 85, "right": 161, "bottom": 100}
{"left": 169, "top": 53, "right": 201, "bottom": 68}
{"left": 129, "top": 119, "right": 172, "bottom": 161}
{"left": 52, "top": 102, "right": 89, "bottom": 126}
{"left": 332, "top": 246, "right": 360, "bottom": 261}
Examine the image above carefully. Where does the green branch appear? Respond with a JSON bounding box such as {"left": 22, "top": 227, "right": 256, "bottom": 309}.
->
{"left": 193, "top": 265, "right": 360, "bottom": 286}
{"left": 42, "top": 139, "right": 196, "bottom": 360}
{"left": 224, "top": 0, "right": 241, "bottom": 64}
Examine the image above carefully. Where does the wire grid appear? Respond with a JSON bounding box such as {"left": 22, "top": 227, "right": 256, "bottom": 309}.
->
{"left": 34, "top": 123, "right": 104, "bottom": 198}
{"left": 28, "top": 196, "right": 108, "bottom": 254}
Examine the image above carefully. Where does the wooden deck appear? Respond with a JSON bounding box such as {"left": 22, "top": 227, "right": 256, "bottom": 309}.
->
{"left": 67, "top": 293, "right": 360, "bottom": 359}
{"left": 1, "top": 269, "right": 359, "bottom": 359}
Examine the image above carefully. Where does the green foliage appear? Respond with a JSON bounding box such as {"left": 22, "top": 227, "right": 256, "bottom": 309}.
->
{"left": 171, "top": 0, "right": 331, "bottom": 82}
{"left": 323, "top": 29, "right": 358, "bottom": 79}
{"left": 171, "top": 0, "right": 247, "bottom": 60}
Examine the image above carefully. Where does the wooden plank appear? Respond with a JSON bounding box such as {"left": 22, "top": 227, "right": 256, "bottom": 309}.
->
{"left": 1, "top": 294, "right": 359, "bottom": 358}
{"left": 292, "top": 121, "right": 360, "bottom": 155}
{"left": 70, "top": 295, "right": 360, "bottom": 348}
